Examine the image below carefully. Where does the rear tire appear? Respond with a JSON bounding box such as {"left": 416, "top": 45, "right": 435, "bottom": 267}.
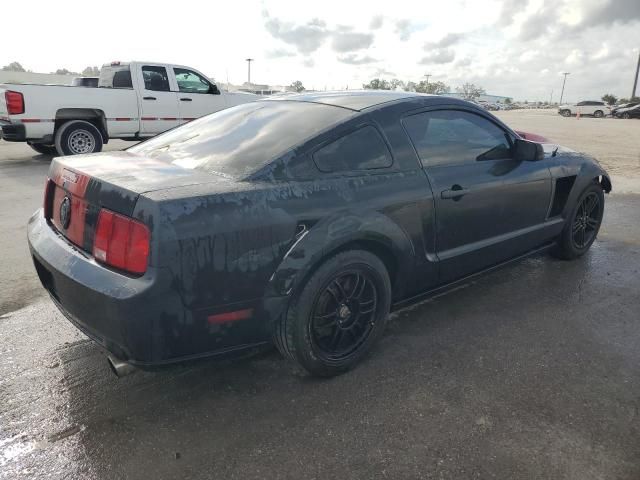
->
{"left": 551, "top": 183, "right": 604, "bottom": 260}
{"left": 27, "top": 142, "right": 57, "bottom": 156}
{"left": 54, "top": 120, "right": 103, "bottom": 156}
{"left": 593, "top": 110, "right": 604, "bottom": 118}
{"left": 275, "top": 250, "right": 391, "bottom": 377}
{"left": 561, "top": 109, "right": 572, "bottom": 117}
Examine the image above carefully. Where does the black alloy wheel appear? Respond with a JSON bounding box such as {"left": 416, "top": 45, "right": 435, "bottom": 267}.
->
{"left": 309, "top": 271, "right": 377, "bottom": 361}
{"left": 571, "top": 191, "right": 602, "bottom": 249}
{"left": 274, "top": 249, "right": 391, "bottom": 377}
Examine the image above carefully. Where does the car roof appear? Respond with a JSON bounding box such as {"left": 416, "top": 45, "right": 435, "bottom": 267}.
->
{"left": 266, "top": 90, "right": 432, "bottom": 111}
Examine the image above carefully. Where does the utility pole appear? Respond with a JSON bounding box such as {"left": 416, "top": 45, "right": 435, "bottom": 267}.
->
{"left": 632, "top": 50, "right": 640, "bottom": 100}
{"left": 424, "top": 74, "right": 431, "bottom": 85}
{"left": 245, "top": 58, "right": 254, "bottom": 85}
{"left": 559, "top": 72, "right": 570, "bottom": 104}
{"left": 549, "top": 89, "right": 553, "bottom": 104}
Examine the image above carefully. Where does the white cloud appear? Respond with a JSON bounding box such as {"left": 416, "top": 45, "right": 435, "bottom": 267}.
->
{"left": 2, "top": 0, "right": 639, "bottom": 100}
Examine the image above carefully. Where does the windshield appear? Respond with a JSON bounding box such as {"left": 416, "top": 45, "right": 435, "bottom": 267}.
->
{"left": 128, "top": 101, "right": 353, "bottom": 178}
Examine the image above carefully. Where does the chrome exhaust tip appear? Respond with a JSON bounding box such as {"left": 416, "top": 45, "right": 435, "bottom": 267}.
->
{"left": 107, "top": 355, "right": 136, "bottom": 378}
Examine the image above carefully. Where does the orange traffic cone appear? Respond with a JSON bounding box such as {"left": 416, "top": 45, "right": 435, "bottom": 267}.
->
{"left": 576, "top": 109, "right": 580, "bottom": 119}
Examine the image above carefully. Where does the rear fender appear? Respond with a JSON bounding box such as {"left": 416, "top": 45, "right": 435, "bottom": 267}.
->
{"left": 266, "top": 210, "right": 415, "bottom": 300}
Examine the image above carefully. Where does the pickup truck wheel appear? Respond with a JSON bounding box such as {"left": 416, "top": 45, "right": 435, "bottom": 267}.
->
{"left": 561, "top": 109, "right": 572, "bottom": 117}
{"left": 55, "top": 120, "right": 103, "bottom": 156}
{"left": 275, "top": 250, "right": 391, "bottom": 377}
{"left": 593, "top": 110, "right": 604, "bottom": 118}
{"left": 27, "top": 142, "right": 57, "bottom": 156}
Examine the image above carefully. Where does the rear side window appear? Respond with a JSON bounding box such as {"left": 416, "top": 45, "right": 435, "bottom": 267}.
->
{"left": 313, "top": 126, "right": 392, "bottom": 173}
{"left": 142, "top": 66, "right": 170, "bottom": 91}
{"left": 403, "top": 110, "right": 512, "bottom": 167}
{"left": 98, "top": 65, "right": 132, "bottom": 89}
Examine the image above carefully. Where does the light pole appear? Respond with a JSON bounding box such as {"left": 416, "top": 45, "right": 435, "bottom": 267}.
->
{"left": 559, "top": 72, "right": 570, "bottom": 104}
{"left": 632, "top": 50, "right": 640, "bottom": 100}
{"left": 245, "top": 58, "right": 254, "bottom": 85}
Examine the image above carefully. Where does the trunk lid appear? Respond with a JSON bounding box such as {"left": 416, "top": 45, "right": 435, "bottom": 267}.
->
{"left": 45, "top": 151, "right": 231, "bottom": 254}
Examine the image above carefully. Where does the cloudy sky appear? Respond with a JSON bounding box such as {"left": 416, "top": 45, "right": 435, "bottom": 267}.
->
{"left": 3, "top": 0, "right": 639, "bottom": 101}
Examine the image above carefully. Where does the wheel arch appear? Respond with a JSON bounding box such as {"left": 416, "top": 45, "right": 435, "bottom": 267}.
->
{"left": 54, "top": 108, "right": 108, "bottom": 143}
{"left": 266, "top": 212, "right": 416, "bottom": 302}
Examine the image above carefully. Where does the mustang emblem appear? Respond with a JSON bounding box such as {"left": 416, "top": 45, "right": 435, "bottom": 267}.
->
{"left": 60, "top": 196, "right": 71, "bottom": 229}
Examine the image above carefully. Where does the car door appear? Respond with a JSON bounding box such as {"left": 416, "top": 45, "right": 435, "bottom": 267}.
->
{"left": 402, "top": 108, "right": 552, "bottom": 282}
{"left": 137, "top": 65, "right": 180, "bottom": 134}
{"left": 173, "top": 67, "right": 226, "bottom": 124}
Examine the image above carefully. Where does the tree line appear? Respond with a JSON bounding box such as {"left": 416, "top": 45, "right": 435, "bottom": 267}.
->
{"left": 2, "top": 62, "right": 100, "bottom": 76}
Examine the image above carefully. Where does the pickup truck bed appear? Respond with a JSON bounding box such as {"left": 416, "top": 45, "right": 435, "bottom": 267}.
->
{"left": 1, "top": 61, "right": 256, "bottom": 155}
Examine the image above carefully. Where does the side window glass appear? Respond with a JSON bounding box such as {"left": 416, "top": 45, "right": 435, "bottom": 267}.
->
{"left": 403, "top": 110, "right": 512, "bottom": 167}
{"left": 174, "top": 68, "right": 214, "bottom": 94}
{"left": 577, "top": 101, "right": 586, "bottom": 106}
{"left": 112, "top": 70, "right": 133, "bottom": 88}
{"left": 313, "top": 126, "right": 393, "bottom": 173}
{"left": 142, "top": 66, "right": 170, "bottom": 92}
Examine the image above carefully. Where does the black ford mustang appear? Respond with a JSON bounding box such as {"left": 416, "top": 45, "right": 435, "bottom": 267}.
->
{"left": 28, "top": 91, "right": 611, "bottom": 377}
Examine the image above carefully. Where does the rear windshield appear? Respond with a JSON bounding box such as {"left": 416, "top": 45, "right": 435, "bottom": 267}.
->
{"left": 128, "top": 101, "right": 353, "bottom": 178}
{"left": 99, "top": 65, "right": 133, "bottom": 89}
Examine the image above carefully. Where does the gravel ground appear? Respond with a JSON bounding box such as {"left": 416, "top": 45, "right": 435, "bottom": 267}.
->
{"left": 1, "top": 112, "right": 639, "bottom": 480}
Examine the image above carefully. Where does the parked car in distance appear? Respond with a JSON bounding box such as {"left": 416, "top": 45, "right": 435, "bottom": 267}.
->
{"left": 71, "top": 77, "right": 99, "bottom": 87}
{"left": 558, "top": 101, "right": 610, "bottom": 118}
{"left": 611, "top": 102, "right": 639, "bottom": 116}
{"left": 28, "top": 91, "right": 611, "bottom": 378}
{"left": 614, "top": 103, "right": 640, "bottom": 119}
{"left": 0, "top": 61, "right": 257, "bottom": 156}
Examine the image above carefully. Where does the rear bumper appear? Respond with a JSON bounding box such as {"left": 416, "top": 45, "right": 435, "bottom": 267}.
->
{"left": 27, "top": 209, "right": 284, "bottom": 365}
{"left": 1, "top": 122, "right": 26, "bottom": 141}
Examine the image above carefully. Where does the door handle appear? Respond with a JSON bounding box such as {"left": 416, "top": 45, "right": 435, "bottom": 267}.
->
{"left": 441, "top": 185, "right": 470, "bottom": 201}
{"left": 143, "top": 96, "right": 156, "bottom": 100}
{"left": 180, "top": 98, "right": 193, "bottom": 102}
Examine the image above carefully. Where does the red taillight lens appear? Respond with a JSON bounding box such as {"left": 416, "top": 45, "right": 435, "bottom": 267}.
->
{"left": 5, "top": 91, "right": 25, "bottom": 115}
{"left": 93, "top": 209, "right": 150, "bottom": 275}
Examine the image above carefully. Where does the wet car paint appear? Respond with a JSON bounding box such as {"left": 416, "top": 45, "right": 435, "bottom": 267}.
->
{"left": 27, "top": 93, "right": 611, "bottom": 367}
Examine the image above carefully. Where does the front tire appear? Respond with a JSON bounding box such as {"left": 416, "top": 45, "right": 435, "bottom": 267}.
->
{"left": 54, "top": 120, "right": 103, "bottom": 156}
{"left": 27, "top": 142, "right": 57, "bottom": 156}
{"left": 593, "top": 110, "right": 604, "bottom": 118}
{"left": 552, "top": 183, "right": 604, "bottom": 260}
{"left": 622, "top": 113, "right": 631, "bottom": 119}
{"left": 275, "top": 250, "right": 391, "bottom": 377}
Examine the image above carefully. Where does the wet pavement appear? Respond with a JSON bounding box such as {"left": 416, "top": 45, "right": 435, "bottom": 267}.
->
{"left": 1, "top": 140, "right": 639, "bottom": 479}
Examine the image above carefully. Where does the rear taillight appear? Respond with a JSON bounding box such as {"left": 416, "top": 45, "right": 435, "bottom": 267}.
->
{"left": 93, "top": 209, "right": 150, "bottom": 275}
{"left": 43, "top": 179, "right": 54, "bottom": 218}
{"left": 5, "top": 91, "right": 24, "bottom": 115}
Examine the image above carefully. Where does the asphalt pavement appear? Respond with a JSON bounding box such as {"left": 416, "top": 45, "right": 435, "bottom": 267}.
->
{"left": 1, "top": 134, "right": 639, "bottom": 480}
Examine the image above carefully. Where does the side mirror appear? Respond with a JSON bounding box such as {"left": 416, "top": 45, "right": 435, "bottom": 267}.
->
{"left": 513, "top": 138, "right": 544, "bottom": 161}
{"left": 210, "top": 84, "right": 220, "bottom": 95}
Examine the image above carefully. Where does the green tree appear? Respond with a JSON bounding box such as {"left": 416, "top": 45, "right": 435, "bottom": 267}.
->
{"left": 53, "top": 68, "right": 78, "bottom": 75}
{"left": 504, "top": 97, "right": 513, "bottom": 105}
{"left": 455, "top": 83, "right": 486, "bottom": 101}
{"left": 404, "top": 81, "right": 417, "bottom": 92}
{"left": 2, "top": 62, "right": 26, "bottom": 72}
{"left": 601, "top": 93, "right": 618, "bottom": 105}
{"left": 389, "top": 79, "right": 405, "bottom": 91}
{"left": 82, "top": 66, "right": 101, "bottom": 76}
{"left": 362, "top": 78, "right": 391, "bottom": 90}
{"left": 415, "top": 80, "right": 449, "bottom": 94}
{"left": 289, "top": 80, "right": 305, "bottom": 92}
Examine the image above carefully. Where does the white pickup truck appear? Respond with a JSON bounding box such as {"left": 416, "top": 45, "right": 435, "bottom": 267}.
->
{"left": 0, "top": 61, "right": 256, "bottom": 155}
